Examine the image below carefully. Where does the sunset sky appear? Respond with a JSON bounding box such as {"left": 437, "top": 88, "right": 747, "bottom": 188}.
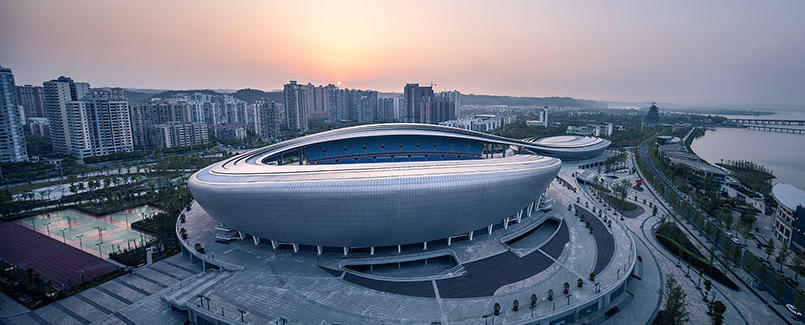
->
{"left": 2, "top": 0, "right": 804, "bottom": 106}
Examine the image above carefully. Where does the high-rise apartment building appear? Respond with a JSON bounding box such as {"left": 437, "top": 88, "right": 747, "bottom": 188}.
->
{"left": 147, "top": 122, "right": 208, "bottom": 149}
{"left": 403, "top": 84, "right": 456, "bottom": 124}
{"left": 0, "top": 65, "right": 28, "bottom": 162}
{"left": 254, "top": 98, "right": 280, "bottom": 139}
{"left": 16, "top": 85, "right": 45, "bottom": 121}
{"left": 377, "top": 97, "right": 396, "bottom": 123}
{"left": 284, "top": 81, "right": 308, "bottom": 131}
{"left": 64, "top": 90, "right": 133, "bottom": 159}
{"left": 433, "top": 92, "right": 457, "bottom": 124}
{"left": 403, "top": 83, "right": 434, "bottom": 123}
{"left": 129, "top": 100, "right": 189, "bottom": 148}
{"left": 43, "top": 76, "right": 90, "bottom": 155}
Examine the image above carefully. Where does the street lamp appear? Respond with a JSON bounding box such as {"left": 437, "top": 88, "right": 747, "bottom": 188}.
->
{"left": 44, "top": 222, "right": 52, "bottom": 237}
{"left": 76, "top": 234, "right": 85, "bottom": 251}
{"left": 95, "top": 242, "right": 104, "bottom": 258}
{"left": 59, "top": 229, "right": 67, "bottom": 243}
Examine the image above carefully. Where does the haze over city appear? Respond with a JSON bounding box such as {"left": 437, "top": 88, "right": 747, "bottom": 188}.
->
{"left": 2, "top": 0, "right": 805, "bottom": 107}
{"left": 3, "top": 1, "right": 805, "bottom": 325}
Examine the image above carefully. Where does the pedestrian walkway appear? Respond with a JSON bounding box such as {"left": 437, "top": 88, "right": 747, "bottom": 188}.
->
{"left": 0, "top": 254, "right": 202, "bottom": 325}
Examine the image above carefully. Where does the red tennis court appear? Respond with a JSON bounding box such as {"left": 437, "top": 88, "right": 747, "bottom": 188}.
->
{"left": 0, "top": 221, "right": 119, "bottom": 290}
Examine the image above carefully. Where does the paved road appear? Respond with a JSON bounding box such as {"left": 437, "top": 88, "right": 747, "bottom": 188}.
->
{"left": 636, "top": 136, "right": 793, "bottom": 324}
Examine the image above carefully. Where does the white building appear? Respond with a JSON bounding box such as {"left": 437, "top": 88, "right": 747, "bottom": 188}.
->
{"left": 439, "top": 115, "right": 504, "bottom": 132}
{"left": 65, "top": 91, "right": 134, "bottom": 159}
{"left": 0, "top": 65, "right": 28, "bottom": 162}
{"left": 43, "top": 76, "right": 90, "bottom": 155}
{"left": 254, "top": 98, "right": 280, "bottom": 139}
{"left": 148, "top": 122, "right": 208, "bottom": 148}
{"left": 771, "top": 183, "right": 805, "bottom": 247}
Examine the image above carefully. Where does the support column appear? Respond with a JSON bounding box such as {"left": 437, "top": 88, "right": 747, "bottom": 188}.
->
{"left": 423, "top": 241, "right": 427, "bottom": 250}
{"left": 252, "top": 235, "right": 260, "bottom": 245}
{"left": 292, "top": 243, "right": 299, "bottom": 253}
{"left": 516, "top": 210, "right": 522, "bottom": 223}
{"left": 202, "top": 259, "right": 206, "bottom": 272}
{"left": 270, "top": 239, "right": 277, "bottom": 249}
{"left": 343, "top": 247, "right": 349, "bottom": 256}
{"left": 317, "top": 245, "right": 322, "bottom": 255}
{"left": 527, "top": 202, "right": 534, "bottom": 217}
{"left": 488, "top": 224, "right": 493, "bottom": 235}
{"left": 448, "top": 237, "right": 452, "bottom": 246}
{"left": 370, "top": 247, "right": 375, "bottom": 255}
{"left": 397, "top": 245, "right": 401, "bottom": 253}
{"left": 469, "top": 231, "right": 474, "bottom": 241}
{"left": 504, "top": 217, "right": 509, "bottom": 229}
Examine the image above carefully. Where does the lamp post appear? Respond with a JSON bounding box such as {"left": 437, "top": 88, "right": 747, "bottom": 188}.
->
{"left": 76, "top": 234, "right": 85, "bottom": 251}
{"left": 96, "top": 242, "right": 103, "bottom": 258}
{"left": 60, "top": 229, "right": 67, "bottom": 243}
{"left": 44, "top": 222, "right": 52, "bottom": 237}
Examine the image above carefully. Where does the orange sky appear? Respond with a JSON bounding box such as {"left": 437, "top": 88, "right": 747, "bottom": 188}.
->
{"left": 2, "top": 0, "right": 804, "bottom": 106}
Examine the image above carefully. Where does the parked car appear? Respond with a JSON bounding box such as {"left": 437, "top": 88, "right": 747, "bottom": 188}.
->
{"left": 786, "top": 304, "right": 803, "bottom": 317}
{"left": 731, "top": 237, "right": 740, "bottom": 245}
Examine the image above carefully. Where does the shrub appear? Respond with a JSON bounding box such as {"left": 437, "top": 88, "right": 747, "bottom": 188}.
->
{"left": 493, "top": 303, "right": 500, "bottom": 316}
{"left": 578, "top": 278, "right": 583, "bottom": 287}
{"left": 563, "top": 282, "right": 570, "bottom": 294}
{"left": 513, "top": 299, "right": 519, "bottom": 311}
{"left": 590, "top": 273, "right": 595, "bottom": 281}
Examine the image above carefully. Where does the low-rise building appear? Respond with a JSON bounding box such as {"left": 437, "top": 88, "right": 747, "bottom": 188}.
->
{"left": 656, "top": 143, "right": 728, "bottom": 187}
{"left": 439, "top": 115, "right": 505, "bottom": 132}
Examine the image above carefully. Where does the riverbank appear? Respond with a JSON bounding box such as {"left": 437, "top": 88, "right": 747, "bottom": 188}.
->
{"left": 691, "top": 127, "right": 805, "bottom": 189}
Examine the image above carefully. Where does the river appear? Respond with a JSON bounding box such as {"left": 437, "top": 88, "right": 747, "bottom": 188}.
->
{"left": 690, "top": 110, "right": 805, "bottom": 189}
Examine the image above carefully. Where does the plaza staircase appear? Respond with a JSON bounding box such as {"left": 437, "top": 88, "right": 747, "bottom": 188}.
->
{"left": 162, "top": 270, "right": 231, "bottom": 310}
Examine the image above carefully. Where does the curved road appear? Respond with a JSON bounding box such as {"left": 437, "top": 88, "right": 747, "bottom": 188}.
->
{"left": 635, "top": 136, "right": 792, "bottom": 325}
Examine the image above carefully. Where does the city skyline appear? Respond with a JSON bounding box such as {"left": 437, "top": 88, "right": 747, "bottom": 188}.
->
{"left": 2, "top": 1, "right": 805, "bottom": 107}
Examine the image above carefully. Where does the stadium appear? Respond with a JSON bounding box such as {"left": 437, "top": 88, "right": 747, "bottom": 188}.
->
{"left": 188, "top": 124, "right": 608, "bottom": 249}
{"left": 177, "top": 123, "right": 641, "bottom": 324}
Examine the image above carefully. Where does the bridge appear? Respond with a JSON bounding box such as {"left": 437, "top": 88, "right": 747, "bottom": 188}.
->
{"left": 740, "top": 125, "right": 805, "bottom": 134}
{"left": 727, "top": 118, "right": 805, "bottom": 125}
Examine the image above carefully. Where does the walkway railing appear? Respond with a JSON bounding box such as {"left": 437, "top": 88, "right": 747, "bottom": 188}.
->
{"left": 175, "top": 211, "right": 244, "bottom": 271}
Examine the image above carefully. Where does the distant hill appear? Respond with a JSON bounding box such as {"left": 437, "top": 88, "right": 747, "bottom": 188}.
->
{"left": 125, "top": 87, "right": 601, "bottom": 108}
{"left": 460, "top": 94, "right": 602, "bottom": 108}
{"left": 232, "top": 88, "right": 284, "bottom": 104}
{"left": 125, "top": 88, "right": 284, "bottom": 104}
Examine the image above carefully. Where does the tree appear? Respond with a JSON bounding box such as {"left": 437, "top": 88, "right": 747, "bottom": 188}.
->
{"left": 703, "top": 279, "right": 712, "bottom": 302}
{"left": 794, "top": 255, "right": 804, "bottom": 281}
{"left": 578, "top": 278, "right": 584, "bottom": 287}
{"left": 612, "top": 179, "right": 630, "bottom": 211}
{"left": 493, "top": 303, "right": 500, "bottom": 316}
{"left": 711, "top": 300, "right": 727, "bottom": 325}
{"left": 766, "top": 238, "right": 776, "bottom": 261}
{"left": 776, "top": 246, "right": 791, "bottom": 272}
{"left": 530, "top": 294, "right": 537, "bottom": 308}
{"left": 194, "top": 243, "right": 204, "bottom": 254}
{"left": 660, "top": 275, "right": 690, "bottom": 325}
{"left": 739, "top": 206, "right": 758, "bottom": 230}
{"left": 563, "top": 281, "right": 570, "bottom": 294}
{"left": 589, "top": 272, "right": 595, "bottom": 281}
{"left": 548, "top": 289, "right": 554, "bottom": 301}
{"left": 512, "top": 299, "right": 519, "bottom": 312}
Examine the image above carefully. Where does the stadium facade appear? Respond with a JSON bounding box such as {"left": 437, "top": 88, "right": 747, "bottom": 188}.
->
{"left": 188, "top": 124, "right": 609, "bottom": 250}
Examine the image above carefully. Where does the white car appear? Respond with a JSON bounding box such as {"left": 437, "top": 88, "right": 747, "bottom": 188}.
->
{"left": 731, "top": 237, "right": 740, "bottom": 245}
{"left": 786, "top": 304, "right": 802, "bottom": 317}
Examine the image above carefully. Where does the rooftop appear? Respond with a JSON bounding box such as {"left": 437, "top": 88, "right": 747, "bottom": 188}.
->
{"left": 772, "top": 183, "right": 805, "bottom": 211}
